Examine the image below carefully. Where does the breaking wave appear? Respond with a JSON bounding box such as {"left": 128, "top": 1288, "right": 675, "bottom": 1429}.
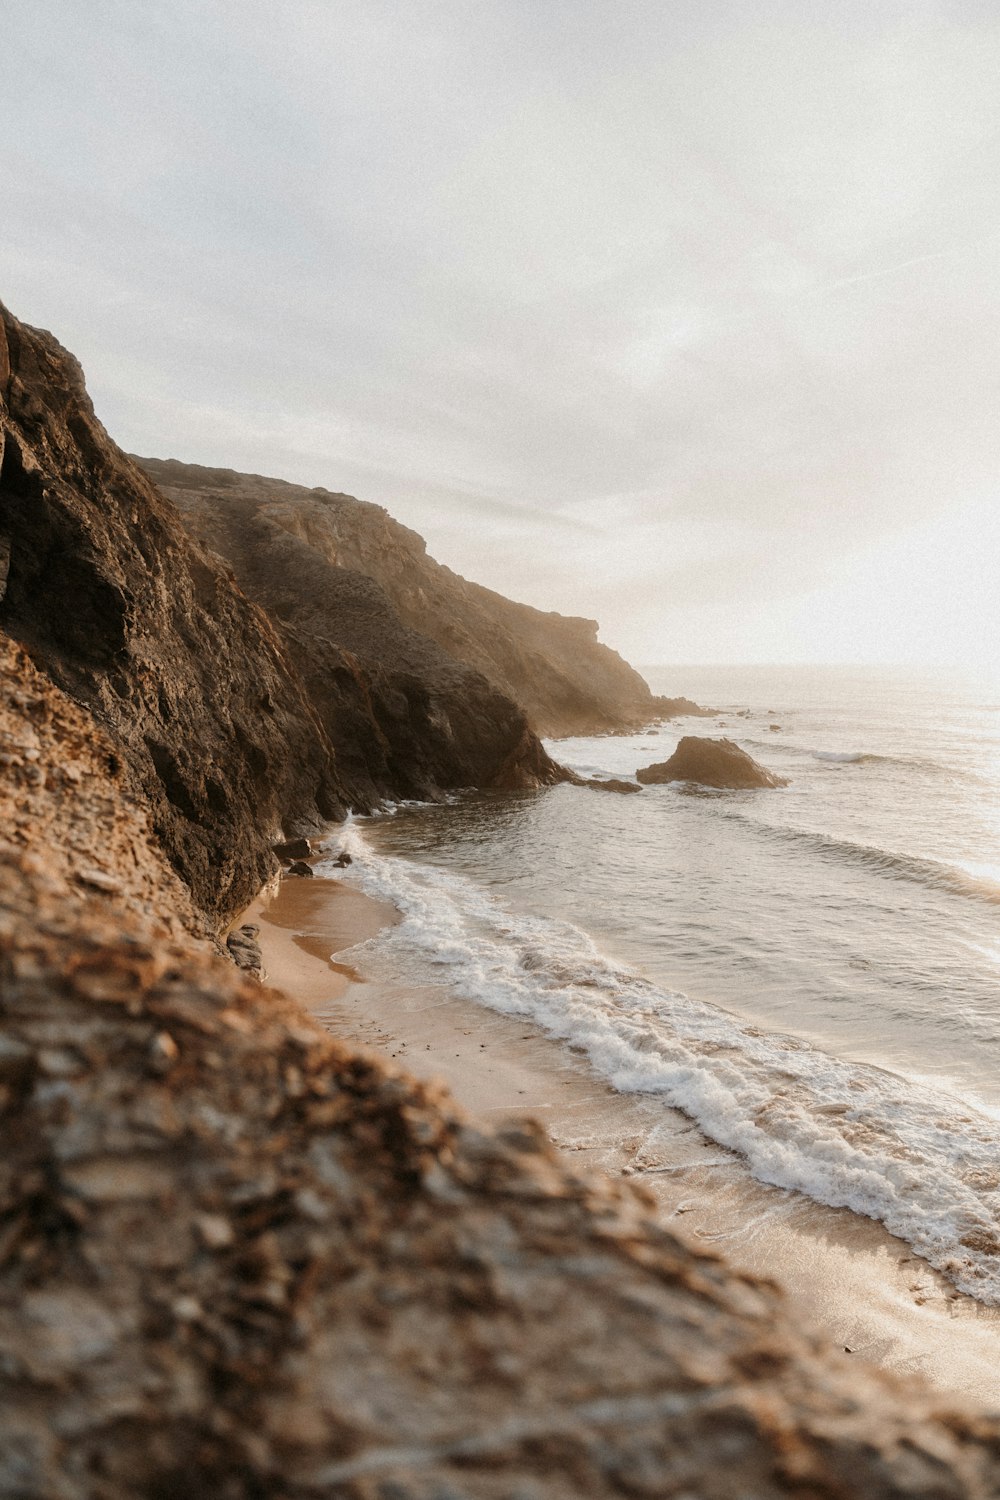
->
{"left": 328, "top": 827, "right": 1000, "bottom": 1307}
{"left": 714, "top": 813, "right": 1000, "bottom": 909}
{"left": 740, "top": 738, "right": 950, "bottom": 773}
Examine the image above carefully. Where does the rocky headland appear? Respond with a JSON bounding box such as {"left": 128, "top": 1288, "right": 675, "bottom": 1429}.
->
{"left": 3, "top": 300, "right": 1000, "bottom": 1497}
{"left": 139, "top": 456, "right": 694, "bottom": 739}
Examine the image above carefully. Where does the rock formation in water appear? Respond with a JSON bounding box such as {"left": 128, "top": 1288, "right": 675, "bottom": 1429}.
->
{"left": 582, "top": 776, "right": 644, "bottom": 794}
{"left": 140, "top": 457, "right": 697, "bottom": 737}
{"left": 4, "top": 301, "right": 1000, "bottom": 1498}
{"left": 638, "top": 736, "right": 790, "bottom": 789}
{"left": 0, "top": 303, "right": 562, "bottom": 930}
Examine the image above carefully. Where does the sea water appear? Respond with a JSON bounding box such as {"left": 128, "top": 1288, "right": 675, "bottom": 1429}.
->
{"left": 322, "top": 665, "right": 1000, "bottom": 1305}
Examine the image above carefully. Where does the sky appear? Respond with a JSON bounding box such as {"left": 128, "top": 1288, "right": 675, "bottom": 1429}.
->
{"left": 2, "top": 1, "right": 1000, "bottom": 671}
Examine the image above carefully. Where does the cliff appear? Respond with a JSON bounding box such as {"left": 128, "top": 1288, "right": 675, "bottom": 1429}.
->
{"left": 135, "top": 465, "right": 563, "bottom": 804}
{"left": 139, "top": 458, "right": 672, "bottom": 737}
{"left": 0, "top": 305, "right": 561, "bottom": 932}
{"left": 0, "top": 305, "right": 347, "bottom": 928}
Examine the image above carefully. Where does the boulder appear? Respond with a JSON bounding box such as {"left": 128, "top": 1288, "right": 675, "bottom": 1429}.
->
{"left": 331, "top": 850, "right": 353, "bottom": 867}
{"left": 637, "top": 736, "right": 789, "bottom": 789}
{"left": 287, "top": 860, "right": 314, "bottom": 877}
{"left": 272, "top": 837, "right": 312, "bottom": 861}
{"left": 226, "top": 924, "right": 263, "bottom": 975}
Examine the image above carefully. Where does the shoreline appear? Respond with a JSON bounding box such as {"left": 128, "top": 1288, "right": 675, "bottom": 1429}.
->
{"left": 251, "top": 867, "right": 1000, "bottom": 1409}
{"left": 245, "top": 872, "right": 400, "bottom": 1008}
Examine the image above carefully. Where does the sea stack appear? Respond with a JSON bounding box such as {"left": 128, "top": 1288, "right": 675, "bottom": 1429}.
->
{"left": 637, "top": 736, "right": 789, "bottom": 789}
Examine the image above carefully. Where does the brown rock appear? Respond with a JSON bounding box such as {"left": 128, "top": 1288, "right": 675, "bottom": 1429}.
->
{"left": 134, "top": 458, "right": 569, "bottom": 801}
{"left": 652, "top": 694, "right": 718, "bottom": 718}
{"left": 226, "top": 924, "right": 263, "bottom": 975}
{"left": 0, "top": 299, "right": 570, "bottom": 907}
{"left": 0, "top": 300, "right": 346, "bottom": 928}
{"left": 637, "top": 737, "right": 789, "bottom": 789}
{"left": 272, "top": 837, "right": 312, "bottom": 861}
{"left": 286, "top": 860, "right": 314, "bottom": 877}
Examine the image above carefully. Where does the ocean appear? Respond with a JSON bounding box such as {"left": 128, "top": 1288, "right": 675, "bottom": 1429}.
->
{"left": 323, "top": 664, "right": 1000, "bottom": 1307}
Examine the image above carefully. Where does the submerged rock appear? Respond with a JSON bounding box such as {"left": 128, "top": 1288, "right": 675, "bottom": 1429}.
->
{"left": 582, "top": 777, "right": 643, "bottom": 794}
{"left": 637, "top": 736, "right": 789, "bottom": 789}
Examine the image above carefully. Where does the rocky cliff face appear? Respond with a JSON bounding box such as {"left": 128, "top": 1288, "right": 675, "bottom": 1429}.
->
{"left": 0, "top": 306, "right": 561, "bottom": 932}
{"left": 140, "top": 459, "right": 668, "bottom": 737}
{"left": 138, "top": 470, "right": 564, "bottom": 804}
{"left": 3, "top": 632, "right": 1000, "bottom": 1498}
{"left": 0, "top": 304, "right": 348, "bottom": 929}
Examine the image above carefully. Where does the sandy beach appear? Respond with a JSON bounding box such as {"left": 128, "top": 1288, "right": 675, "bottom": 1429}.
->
{"left": 251, "top": 868, "right": 1000, "bottom": 1409}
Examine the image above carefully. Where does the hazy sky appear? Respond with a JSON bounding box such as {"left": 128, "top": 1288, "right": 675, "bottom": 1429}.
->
{"left": 3, "top": 1, "right": 1000, "bottom": 669}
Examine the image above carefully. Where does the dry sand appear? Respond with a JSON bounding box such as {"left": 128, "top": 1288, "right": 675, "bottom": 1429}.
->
{"left": 251, "top": 870, "right": 1000, "bottom": 1409}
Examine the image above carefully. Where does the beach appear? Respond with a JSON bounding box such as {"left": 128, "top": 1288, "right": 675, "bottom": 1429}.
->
{"left": 252, "top": 866, "right": 1000, "bottom": 1410}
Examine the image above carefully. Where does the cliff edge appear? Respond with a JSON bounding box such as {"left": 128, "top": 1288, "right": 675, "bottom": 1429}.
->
{"left": 139, "top": 458, "right": 673, "bottom": 737}
{"left": 0, "top": 304, "right": 561, "bottom": 933}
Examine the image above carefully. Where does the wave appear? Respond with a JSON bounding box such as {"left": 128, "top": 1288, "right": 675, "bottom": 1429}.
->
{"left": 330, "top": 828, "right": 1000, "bottom": 1307}
{"left": 716, "top": 813, "right": 1000, "bottom": 909}
{"left": 813, "top": 749, "right": 880, "bottom": 763}
{"left": 740, "top": 738, "right": 950, "bottom": 773}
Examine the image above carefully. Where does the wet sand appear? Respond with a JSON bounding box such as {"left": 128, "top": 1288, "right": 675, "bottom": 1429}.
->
{"left": 244, "top": 874, "right": 399, "bottom": 1008}
{"left": 253, "top": 872, "right": 1000, "bottom": 1409}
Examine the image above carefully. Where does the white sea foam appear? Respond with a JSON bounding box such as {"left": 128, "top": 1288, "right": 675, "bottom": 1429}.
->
{"left": 327, "top": 825, "right": 1000, "bottom": 1306}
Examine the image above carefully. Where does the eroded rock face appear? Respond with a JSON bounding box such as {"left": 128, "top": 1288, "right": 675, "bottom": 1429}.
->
{"left": 140, "top": 457, "right": 680, "bottom": 737}
{"left": 637, "top": 736, "right": 790, "bottom": 789}
{"left": 2, "top": 637, "right": 1000, "bottom": 1499}
{"left": 0, "top": 304, "right": 564, "bottom": 924}
{"left": 0, "top": 634, "right": 201, "bottom": 940}
{"left": 0, "top": 304, "right": 347, "bottom": 928}
{"left": 137, "top": 462, "right": 566, "bottom": 803}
